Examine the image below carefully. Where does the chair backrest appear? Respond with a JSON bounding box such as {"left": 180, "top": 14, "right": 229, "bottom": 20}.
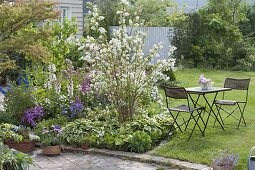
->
{"left": 162, "top": 86, "right": 188, "bottom": 99}
{"left": 224, "top": 78, "right": 251, "bottom": 90}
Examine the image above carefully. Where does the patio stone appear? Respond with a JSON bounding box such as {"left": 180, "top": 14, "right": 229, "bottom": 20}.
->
{"left": 30, "top": 150, "right": 177, "bottom": 170}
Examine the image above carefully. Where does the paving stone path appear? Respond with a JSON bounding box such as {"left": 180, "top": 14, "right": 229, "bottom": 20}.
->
{"left": 30, "top": 151, "right": 178, "bottom": 170}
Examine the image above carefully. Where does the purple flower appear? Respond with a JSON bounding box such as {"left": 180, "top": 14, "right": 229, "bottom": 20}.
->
{"left": 69, "top": 98, "right": 84, "bottom": 119}
{"left": 199, "top": 75, "right": 208, "bottom": 84}
{"left": 22, "top": 106, "right": 45, "bottom": 127}
{"left": 61, "top": 106, "right": 68, "bottom": 115}
{"left": 52, "top": 124, "right": 62, "bottom": 133}
{"left": 81, "top": 75, "right": 91, "bottom": 94}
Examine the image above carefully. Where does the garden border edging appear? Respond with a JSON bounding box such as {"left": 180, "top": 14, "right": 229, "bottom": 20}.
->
{"left": 62, "top": 146, "right": 211, "bottom": 170}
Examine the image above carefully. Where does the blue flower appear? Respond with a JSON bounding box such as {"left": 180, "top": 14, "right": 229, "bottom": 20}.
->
{"left": 52, "top": 124, "right": 61, "bottom": 133}
{"left": 68, "top": 98, "right": 84, "bottom": 119}
{"left": 22, "top": 106, "right": 45, "bottom": 127}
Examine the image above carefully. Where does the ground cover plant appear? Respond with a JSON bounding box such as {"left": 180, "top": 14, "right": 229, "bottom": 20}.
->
{"left": 154, "top": 68, "right": 255, "bottom": 170}
{"left": 61, "top": 112, "right": 173, "bottom": 153}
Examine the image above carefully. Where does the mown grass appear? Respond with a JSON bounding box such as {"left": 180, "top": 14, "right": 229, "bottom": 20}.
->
{"left": 153, "top": 69, "right": 255, "bottom": 169}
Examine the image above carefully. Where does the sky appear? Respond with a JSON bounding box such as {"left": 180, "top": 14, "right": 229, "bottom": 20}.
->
{"left": 172, "top": 0, "right": 253, "bottom": 8}
{"left": 172, "top": 0, "right": 208, "bottom": 8}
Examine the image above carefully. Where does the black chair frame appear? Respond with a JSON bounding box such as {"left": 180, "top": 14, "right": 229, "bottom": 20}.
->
{"left": 163, "top": 86, "right": 205, "bottom": 140}
{"left": 214, "top": 78, "right": 250, "bottom": 129}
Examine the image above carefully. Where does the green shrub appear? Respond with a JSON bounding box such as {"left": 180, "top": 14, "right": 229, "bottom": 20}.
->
{"left": 157, "top": 69, "right": 178, "bottom": 87}
{"left": 4, "top": 85, "right": 35, "bottom": 125}
{"left": 35, "top": 116, "right": 68, "bottom": 136}
{"left": 61, "top": 119, "right": 101, "bottom": 146}
{"left": 0, "top": 124, "right": 23, "bottom": 143}
{"left": 127, "top": 130, "right": 152, "bottom": 153}
{"left": 0, "top": 111, "right": 19, "bottom": 125}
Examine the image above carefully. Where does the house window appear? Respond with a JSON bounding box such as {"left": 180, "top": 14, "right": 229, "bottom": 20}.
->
{"left": 59, "top": 7, "right": 71, "bottom": 24}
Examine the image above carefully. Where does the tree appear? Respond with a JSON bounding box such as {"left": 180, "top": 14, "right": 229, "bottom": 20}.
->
{"left": 84, "top": 0, "right": 121, "bottom": 37}
{"left": 84, "top": 0, "right": 176, "bottom": 36}
{"left": 0, "top": 0, "right": 59, "bottom": 74}
{"left": 236, "top": 3, "right": 255, "bottom": 70}
{"left": 129, "top": 0, "right": 175, "bottom": 26}
{"left": 173, "top": 0, "right": 249, "bottom": 69}
{"left": 206, "top": 0, "right": 248, "bottom": 24}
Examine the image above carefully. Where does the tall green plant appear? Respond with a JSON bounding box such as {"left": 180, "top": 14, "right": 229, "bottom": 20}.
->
{"left": 0, "top": 0, "right": 58, "bottom": 73}
{"left": 4, "top": 85, "right": 35, "bottom": 125}
{"left": 43, "top": 18, "right": 80, "bottom": 70}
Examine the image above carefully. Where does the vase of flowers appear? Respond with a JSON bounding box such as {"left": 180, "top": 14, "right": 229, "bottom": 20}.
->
{"left": 199, "top": 75, "right": 213, "bottom": 90}
{"left": 5, "top": 125, "right": 40, "bottom": 153}
{"left": 39, "top": 125, "right": 62, "bottom": 155}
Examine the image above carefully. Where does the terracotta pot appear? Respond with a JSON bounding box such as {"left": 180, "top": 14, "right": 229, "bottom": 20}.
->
{"left": 42, "top": 145, "right": 61, "bottom": 155}
{"left": 6, "top": 140, "right": 35, "bottom": 153}
{"left": 82, "top": 144, "right": 89, "bottom": 149}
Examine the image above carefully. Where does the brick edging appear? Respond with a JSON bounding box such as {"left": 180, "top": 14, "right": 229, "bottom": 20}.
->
{"left": 62, "top": 146, "right": 211, "bottom": 170}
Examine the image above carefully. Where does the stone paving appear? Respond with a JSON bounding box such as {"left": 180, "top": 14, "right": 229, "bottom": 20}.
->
{"left": 30, "top": 151, "right": 178, "bottom": 170}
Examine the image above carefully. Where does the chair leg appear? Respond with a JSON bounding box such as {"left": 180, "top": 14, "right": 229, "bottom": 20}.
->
{"left": 214, "top": 104, "right": 224, "bottom": 127}
{"left": 237, "top": 103, "right": 247, "bottom": 129}
{"left": 188, "top": 111, "right": 204, "bottom": 140}
{"left": 217, "top": 108, "right": 225, "bottom": 126}
{"left": 198, "top": 109, "right": 206, "bottom": 127}
{"left": 169, "top": 111, "right": 183, "bottom": 133}
{"left": 195, "top": 110, "right": 205, "bottom": 136}
{"left": 184, "top": 115, "right": 192, "bottom": 131}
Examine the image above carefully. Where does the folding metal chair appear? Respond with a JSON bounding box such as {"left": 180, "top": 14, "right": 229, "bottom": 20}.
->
{"left": 214, "top": 78, "right": 250, "bottom": 129}
{"left": 162, "top": 86, "right": 205, "bottom": 140}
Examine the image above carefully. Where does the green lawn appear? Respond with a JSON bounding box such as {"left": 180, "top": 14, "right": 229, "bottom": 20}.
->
{"left": 153, "top": 69, "right": 255, "bottom": 169}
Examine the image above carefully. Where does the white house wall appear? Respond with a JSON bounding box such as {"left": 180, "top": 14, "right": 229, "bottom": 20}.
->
{"left": 57, "top": 0, "right": 84, "bottom": 37}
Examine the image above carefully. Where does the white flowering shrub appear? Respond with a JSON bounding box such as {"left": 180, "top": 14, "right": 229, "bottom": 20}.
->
{"left": 80, "top": 1, "right": 176, "bottom": 121}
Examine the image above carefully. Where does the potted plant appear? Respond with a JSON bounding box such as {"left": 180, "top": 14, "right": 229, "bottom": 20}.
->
{"left": 212, "top": 150, "right": 239, "bottom": 170}
{"left": 39, "top": 124, "right": 62, "bottom": 155}
{"left": 2, "top": 124, "right": 40, "bottom": 153}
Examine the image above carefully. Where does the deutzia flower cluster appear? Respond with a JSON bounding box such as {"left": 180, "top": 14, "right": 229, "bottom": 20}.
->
{"left": 80, "top": 1, "right": 176, "bottom": 120}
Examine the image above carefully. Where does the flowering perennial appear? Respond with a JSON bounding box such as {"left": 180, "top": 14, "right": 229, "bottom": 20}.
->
{"left": 40, "top": 124, "right": 62, "bottom": 146}
{"left": 69, "top": 99, "right": 84, "bottom": 119}
{"left": 80, "top": 1, "right": 176, "bottom": 121}
{"left": 81, "top": 75, "right": 92, "bottom": 94}
{"left": 22, "top": 106, "right": 44, "bottom": 127}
